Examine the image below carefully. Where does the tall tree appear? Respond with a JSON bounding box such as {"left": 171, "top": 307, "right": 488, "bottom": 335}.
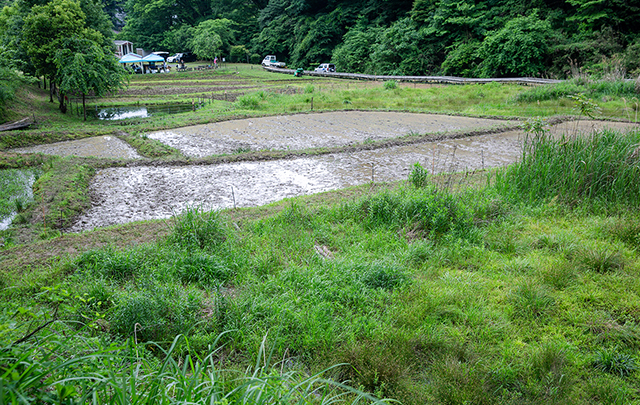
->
{"left": 189, "top": 20, "right": 224, "bottom": 61}
{"left": 55, "top": 36, "right": 126, "bottom": 120}
{"left": 22, "top": 0, "right": 89, "bottom": 101}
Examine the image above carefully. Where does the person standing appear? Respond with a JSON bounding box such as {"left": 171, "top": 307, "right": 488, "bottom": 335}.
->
{"left": 214, "top": 56, "right": 218, "bottom": 68}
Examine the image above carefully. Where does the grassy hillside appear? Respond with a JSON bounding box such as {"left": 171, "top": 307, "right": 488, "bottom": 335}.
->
{"left": 1, "top": 69, "right": 640, "bottom": 403}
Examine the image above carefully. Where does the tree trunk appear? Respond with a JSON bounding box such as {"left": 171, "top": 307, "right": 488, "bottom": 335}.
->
{"left": 59, "top": 92, "right": 67, "bottom": 113}
{"left": 49, "top": 77, "right": 53, "bottom": 103}
{"left": 43, "top": 77, "right": 46, "bottom": 90}
{"left": 83, "top": 93, "right": 86, "bottom": 121}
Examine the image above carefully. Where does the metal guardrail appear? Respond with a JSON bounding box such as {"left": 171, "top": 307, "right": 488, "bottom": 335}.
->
{"left": 263, "top": 66, "right": 562, "bottom": 85}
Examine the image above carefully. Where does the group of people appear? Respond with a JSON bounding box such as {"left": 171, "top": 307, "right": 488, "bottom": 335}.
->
{"left": 123, "top": 62, "right": 172, "bottom": 74}
{"left": 125, "top": 56, "right": 221, "bottom": 74}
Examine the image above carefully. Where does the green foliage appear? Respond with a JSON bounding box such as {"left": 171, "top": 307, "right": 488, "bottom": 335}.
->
{"left": 441, "top": 41, "right": 481, "bottom": 77}
{"left": 32, "top": 159, "right": 94, "bottom": 229}
{"left": 75, "top": 245, "right": 148, "bottom": 281}
{"left": 495, "top": 129, "right": 640, "bottom": 208}
{"left": 0, "top": 168, "right": 38, "bottom": 221}
{"left": 0, "top": 66, "right": 23, "bottom": 120}
{"left": 593, "top": 348, "right": 638, "bottom": 377}
{"left": 160, "top": 24, "right": 195, "bottom": 53}
{"left": 383, "top": 80, "right": 398, "bottom": 90}
{"left": 22, "top": 0, "right": 88, "bottom": 78}
{"left": 250, "top": 53, "right": 262, "bottom": 64}
{"left": 515, "top": 78, "right": 639, "bottom": 103}
{"left": 578, "top": 246, "right": 625, "bottom": 273}
{"left": 510, "top": 282, "right": 555, "bottom": 319}
{"left": 358, "top": 262, "right": 407, "bottom": 290}
{"left": 111, "top": 282, "right": 204, "bottom": 341}
{"left": 0, "top": 330, "right": 382, "bottom": 404}
{"left": 369, "top": 18, "right": 431, "bottom": 75}
{"left": 166, "top": 206, "right": 227, "bottom": 251}
{"left": 343, "top": 186, "right": 474, "bottom": 240}
{"left": 171, "top": 251, "right": 232, "bottom": 286}
{"left": 190, "top": 18, "right": 235, "bottom": 61}
{"left": 332, "top": 23, "right": 381, "bottom": 74}
{"left": 55, "top": 36, "right": 126, "bottom": 117}
{"left": 230, "top": 45, "right": 248, "bottom": 62}
{"left": 408, "top": 162, "right": 429, "bottom": 188}
{"left": 476, "top": 12, "right": 552, "bottom": 77}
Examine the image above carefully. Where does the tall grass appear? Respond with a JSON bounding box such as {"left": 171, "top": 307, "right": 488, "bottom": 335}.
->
{"left": 495, "top": 129, "right": 640, "bottom": 208}
{"left": 1, "top": 331, "right": 386, "bottom": 404}
{"left": 515, "top": 78, "right": 639, "bottom": 102}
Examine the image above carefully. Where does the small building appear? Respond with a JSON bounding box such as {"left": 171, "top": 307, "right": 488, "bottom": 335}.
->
{"left": 114, "top": 40, "right": 134, "bottom": 59}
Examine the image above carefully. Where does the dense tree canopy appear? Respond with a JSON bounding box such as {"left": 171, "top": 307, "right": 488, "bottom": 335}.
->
{"left": 1, "top": 0, "right": 640, "bottom": 94}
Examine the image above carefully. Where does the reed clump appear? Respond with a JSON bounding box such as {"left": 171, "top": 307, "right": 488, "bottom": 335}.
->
{"left": 495, "top": 129, "right": 640, "bottom": 209}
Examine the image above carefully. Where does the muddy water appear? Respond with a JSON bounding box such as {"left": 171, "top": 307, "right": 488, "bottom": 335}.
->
{"left": 147, "top": 112, "right": 517, "bottom": 157}
{"left": 69, "top": 118, "right": 639, "bottom": 232}
{"left": 9, "top": 135, "right": 142, "bottom": 159}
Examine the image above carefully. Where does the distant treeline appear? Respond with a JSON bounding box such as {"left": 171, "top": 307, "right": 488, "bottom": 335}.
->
{"left": 112, "top": 0, "right": 640, "bottom": 78}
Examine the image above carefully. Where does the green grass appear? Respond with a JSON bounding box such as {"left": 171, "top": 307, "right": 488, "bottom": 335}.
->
{"left": 3, "top": 67, "right": 639, "bottom": 155}
{"left": 3, "top": 71, "right": 640, "bottom": 403}
{"left": 495, "top": 129, "right": 640, "bottom": 209}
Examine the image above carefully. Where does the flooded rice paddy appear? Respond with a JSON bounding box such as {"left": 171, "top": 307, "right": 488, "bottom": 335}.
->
{"left": 6, "top": 112, "right": 639, "bottom": 232}
{"left": 10, "top": 135, "right": 141, "bottom": 159}
{"left": 147, "top": 112, "right": 517, "bottom": 157}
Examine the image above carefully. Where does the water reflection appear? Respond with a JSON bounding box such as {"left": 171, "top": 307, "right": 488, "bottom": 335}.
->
{"left": 97, "top": 104, "right": 196, "bottom": 120}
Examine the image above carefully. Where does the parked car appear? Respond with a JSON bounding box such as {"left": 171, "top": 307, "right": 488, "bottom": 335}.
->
{"left": 261, "top": 55, "right": 286, "bottom": 68}
{"left": 167, "top": 52, "right": 197, "bottom": 63}
{"left": 314, "top": 63, "right": 336, "bottom": 72}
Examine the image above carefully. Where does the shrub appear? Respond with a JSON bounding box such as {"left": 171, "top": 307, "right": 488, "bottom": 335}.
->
{"left": 408, "top": 162, "right": 429, "bottom": 188}
{"left": 477, "top": 12, "right": 552, "bottom": 78}
{"left": 383, "top": 80, "right": 398, "bottom": 90}
{"left": 250, "top": 53, "right": 262, "bottom": 64}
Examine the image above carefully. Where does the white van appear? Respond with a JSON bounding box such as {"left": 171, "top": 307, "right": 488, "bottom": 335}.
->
{"left": 314, "top": 63, "right": 336, "bottom": 72}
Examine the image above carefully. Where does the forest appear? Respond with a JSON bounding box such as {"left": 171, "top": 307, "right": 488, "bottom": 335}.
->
{"left": 2, "top": 0, "right": 640, "bottom": 82}
{"left": 116, "top": 0, "right": 640, "bottom": 78}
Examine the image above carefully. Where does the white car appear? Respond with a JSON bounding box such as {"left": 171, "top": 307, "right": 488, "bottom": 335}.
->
{"left": 314, "top": 63, "right": 336, "bottom": 72}
{"left": 262, "top": 55, "right": 286, "bottom": 68}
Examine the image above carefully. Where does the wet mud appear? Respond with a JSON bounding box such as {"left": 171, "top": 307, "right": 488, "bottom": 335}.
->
{"left": 69, "top": 116, "right": 638, "bottom": 232}
{"left": 9, "top": 135, "right": 142, "bottom": 159}
{"left": 6, "top": 112, "right": 635, "bottom": 231}
{"left": 147, "top": 111, "right": 517, "bottom": 157}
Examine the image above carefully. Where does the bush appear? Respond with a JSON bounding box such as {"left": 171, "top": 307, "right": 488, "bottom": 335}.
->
{"left": 383, "top": 80, "right": 398, "bottom": 90}
{"left": 250, "top": 53, "right": 262, "bottom": 64}
{"left": 408, "top": 162, "right": 429, "bottom": 188}
{"left": 477, "top": 12, "right": 552, "bottom": 78}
